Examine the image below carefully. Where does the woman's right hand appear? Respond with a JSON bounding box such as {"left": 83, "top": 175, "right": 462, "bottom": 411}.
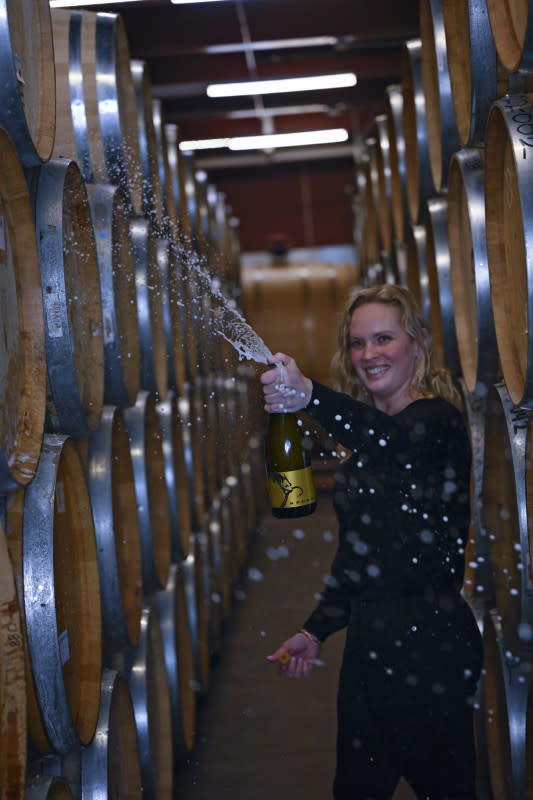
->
{"left": 260, "top": 352, "right": 313, "bottom": 413}
{"left": 267, "top": 631, "right": 321, "bottom": 678}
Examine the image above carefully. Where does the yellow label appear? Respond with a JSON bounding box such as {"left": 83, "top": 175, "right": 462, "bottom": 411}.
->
{"left": 268, "top": 466, "right": 316, "bottom": 509}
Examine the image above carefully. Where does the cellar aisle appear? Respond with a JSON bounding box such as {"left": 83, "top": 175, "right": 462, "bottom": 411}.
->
{"left": 173, "top": 487, "right": 415, "bottom": 800}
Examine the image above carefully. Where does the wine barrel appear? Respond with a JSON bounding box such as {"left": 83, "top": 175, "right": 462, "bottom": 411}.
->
{"left": 81, "top": 669, "right": 142, "bottom": 800}
{"left": 182, "top": 152, "right": 204, "bottom": 257}
{"left": 401, "top": 39, "right": 436, "bottom": 224}
{"left": 485, "top": 92, "right": 533, "bottom": 407}
{"left": 7, "top": 435, "right": 102, "bottom": 755}
{"left": 156, "top": 392, "right": 193, "bottom": 562}
{"left": 0, "top": 0, "right": 55, "bottom": 166}
{"left": 486, "top": 0, "right": 533, "bottom": 72}
{"left": 126, "top": 602, "right": 173, "bottom": 800}
{"left": 123, "top": 391, "right": 172, "bottom": 595}
{"left": 155, "top": 236, "right": 183, "bottom": 394}
{"left": 50, "top": 9, "right": 143, "bottom": 215}
{"left": 419, "top": 0, "right": 461, "bottom": 192}
{"left": 86, "top": 406, "right": 143, "bottom": 664}
{"left": 153, "top": 101, "right": 179, "bottom": 247}
{"left": 459, "top": 384, "right": 494, "bottom": 602}
{"left": 26, "top": 776, "right": 73, "bottom": 800}
{"left": 130, "top": 216, "right": 168, "bottom": 400}
{"left": 209, "top": 492, "right": 233, "bottom": 622}
{"left": 481, "top": 384, "right": 533, "bottom": 654}
{"left": 443, "top": 0, "right": 506, "bottom": 147}
{"left": 154, "top": 563, "right": 196, "bottom": 762}
{"left": 481, "top": 609, "right": 531, "bottom": 799}
{"left": 86, "top": 183, "right": 140, "bottom": 409}
{"left": 0, "top": 524, "right": 26, "bottom": 800}
{"left": 165, "top": 124, "right": 193, "bottom": 243}
{"left": 182, "top": 536, "right": 211, "bottom": 696}
{"left": 447, "top": 148, "right": 499, "bottom": 396}
{"left": 373, "top": 115, "right": 394, "bottom": 258}
{"left": 385, "top": 84, "right": 409, "bottom": 245}
{"left": 131, "top": 59, "right": 166, "bottom": 234}
{"left": 405, "top": 224, "right": 431, "bottom": 328}
{"left": 34, "top": 157, "right": 104, "bottom": 436}
{"left": 0, "top": 128, "right": 46, "bottom": 491}
{"left": 424, "top": 197, "right": 461, "bottom": 377}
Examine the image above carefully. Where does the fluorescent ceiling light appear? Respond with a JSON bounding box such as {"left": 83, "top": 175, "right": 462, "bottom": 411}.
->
{"left": 206, "top": 73, "right": 357, "bottom": 98}
{"left": 180, "top": 128, "right": 349, "bottom": 152}
{"left": 180, "top": 137, "right": 231, "bottom": 151}
{"left": 171, "top": 0, "right": 226, "bottom": 4}
{"left": 229, "top": 128, "right": 349, "bottom": 150}
{"left": 50, "top": 0, "right": 144, "bottom": 5}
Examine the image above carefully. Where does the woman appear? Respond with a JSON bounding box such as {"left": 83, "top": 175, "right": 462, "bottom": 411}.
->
{"left": 261, "top": 284, "right": 483, "bottom": 800}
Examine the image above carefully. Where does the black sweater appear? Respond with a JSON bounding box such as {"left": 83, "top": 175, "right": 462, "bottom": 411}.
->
{"left": 302, "top": 382, "right": 472, "bottom": 643}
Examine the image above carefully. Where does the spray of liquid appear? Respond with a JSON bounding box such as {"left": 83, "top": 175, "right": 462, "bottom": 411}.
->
{"left": 177, "top": 240, "right": 273, "bottom": 365}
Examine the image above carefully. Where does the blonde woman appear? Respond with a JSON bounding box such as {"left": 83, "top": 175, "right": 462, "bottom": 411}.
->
{"left": 261, "top": 284, "right": 482, "bottom": 800}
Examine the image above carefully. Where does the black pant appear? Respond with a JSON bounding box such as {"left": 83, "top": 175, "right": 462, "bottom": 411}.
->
{"left": 333, "top": 691, "right": 477, "bottom": 799}
{"left": 333, "top": 596, "right": 482, "bottom": 799}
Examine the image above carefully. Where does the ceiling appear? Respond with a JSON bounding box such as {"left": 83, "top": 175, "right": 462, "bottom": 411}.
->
{"left": 96, "top": 0, "right": 420, "bottom": 170}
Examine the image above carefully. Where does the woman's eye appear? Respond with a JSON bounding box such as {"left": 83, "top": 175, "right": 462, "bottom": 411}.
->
{"left": 350, "top": 340, "right": 363, "bottom": 349}
{"left": 377, "top": 335, "right": 391, "bottom": 344}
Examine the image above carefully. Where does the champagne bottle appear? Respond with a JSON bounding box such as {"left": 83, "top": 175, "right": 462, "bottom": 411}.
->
{"left": 265, "top": 411, "right": 316, "bottom": 518}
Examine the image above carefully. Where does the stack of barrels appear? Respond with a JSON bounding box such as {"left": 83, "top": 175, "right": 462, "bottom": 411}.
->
{"left": 0, "top": 4, "right": 266, "bottom": 800}
{"left": 355, "top": 1, "right": 533, "bottom": 797}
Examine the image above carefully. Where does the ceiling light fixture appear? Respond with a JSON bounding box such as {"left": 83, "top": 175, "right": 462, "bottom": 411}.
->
{"left": 180, "top": 128, "right": 349, "bottom": 152}
{"left": 50, "top": 0, "right": 145, "bottom": 6}
{"left": 206, "top": 72, "right": 357, "bottom": 98}
{"left": 171, "top": 0, "right": 227, "bottom": 4}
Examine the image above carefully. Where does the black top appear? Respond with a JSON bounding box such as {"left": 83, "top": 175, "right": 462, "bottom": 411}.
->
{"left": 302, "top": 381, "right": 472, "bottom": 643}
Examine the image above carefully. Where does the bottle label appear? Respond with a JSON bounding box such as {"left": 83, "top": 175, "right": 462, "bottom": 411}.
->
{"left": 268, "top": 466, "right": 316, "bottom": 510}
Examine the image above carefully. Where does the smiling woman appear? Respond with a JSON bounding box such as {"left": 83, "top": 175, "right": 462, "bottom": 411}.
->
{"left": 261, "top": 283, "right": 482, "bottom": 800}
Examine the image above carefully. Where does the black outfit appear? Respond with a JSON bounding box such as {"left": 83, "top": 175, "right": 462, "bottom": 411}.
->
{"left": 302, "top": 382, "right": 483, "bottom": 800}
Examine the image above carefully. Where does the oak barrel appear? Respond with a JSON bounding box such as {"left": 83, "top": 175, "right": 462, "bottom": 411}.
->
{"left": 165, "top": 123, "right": 193, "bottom": 244}
{"left": 405, "top": 224, "right": 430, "bottom": 323}
{"left": 130, "top": 216, "right": 169, "bottom": 400}
{"left": 182, "top": 535, "right": 211, "bottom": 696}
{"left": 87, "top": 406, "right": 143, "bottom": 664}
{"left": 51, "top": 9, "right": 143, "bottom": 215}
{"left": 6, "top": 435, "right": 102, "bottom": 755}
{"left": 156, "top": 392, "right": 193, "bottom": 563}
{"left": 123, "top": 392, "right": 172, "bottom": 595}
{"left": 0, "top": 0, "right": 55, "bottom": 166}
{"left": 443, "top": 0, "right": 505, "bottom": 147}
{"left": 485, "top": 92, "right": 533, "bottom": 407}
{"left": 153, "top": 100, "right": 179, "bottom": 246}
{"left": 486, "top": 0, "right": 533, "bottom": 72}
{"left": 0, "top": 127, "right": 46, "bottom": 491}
{"left": 401, "top": 39, "right": 436, "bottom": 224}
{"left": 373, "top": 115, "right": 394, "bottom": 257}
{"left": 481, "top": 384, "right": 533, "bottom": 654}
{"left": 127, "top": 602, "right": 173, "bottom": 800}
{"left": 87, "top": 183, "right": 140, "bottom": 409}
{"left": 81, "top": 669, "right": 142, "bottom": 800}
{"left": 419, "top": 0, "right": 460, "bottom": 192}
{"left": 447, "top": 148, "right": 499, "bottom": 396}
{"left": 424, "top": 197, "right": 461, "bottom": 377}
{"left": 131, "top": 59, "right": 166, "bottom": 234}
{"left": 0, "top": 524, "right": 26, "bottom": 800}
{"left": 385, "top": 84, "right": 409, "bottom": 244}
{"left": 25, "top": 776, "right": 73, "bottom": 800}
{"left": 34, "top": 157, "right": 104, "bottom": 436}
{"left": 155, "top": 563, "right": 196, "bottom": 762}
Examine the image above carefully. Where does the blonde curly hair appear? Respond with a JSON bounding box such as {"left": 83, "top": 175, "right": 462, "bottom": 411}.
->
{"left": 331, "top": 283, "right": 460, "bottom": 407}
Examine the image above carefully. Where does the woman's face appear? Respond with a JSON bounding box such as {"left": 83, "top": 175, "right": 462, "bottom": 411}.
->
{"left": 349, "top": 302, "right": 420, "bottom": 412}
